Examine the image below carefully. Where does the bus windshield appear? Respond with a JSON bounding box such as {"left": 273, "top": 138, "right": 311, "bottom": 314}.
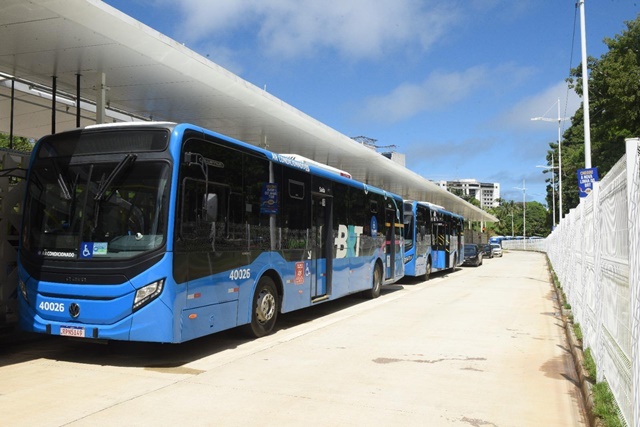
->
{"left": 22, "top": 155, "right": 170, "bottom": 260}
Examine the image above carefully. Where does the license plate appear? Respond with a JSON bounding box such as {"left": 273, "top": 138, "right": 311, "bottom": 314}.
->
{"left": 60, "top": 326, "right": 85, "bottom": 338}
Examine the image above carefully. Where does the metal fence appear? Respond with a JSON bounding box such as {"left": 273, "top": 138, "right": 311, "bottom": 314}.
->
{"left": 504, "top": 138, "right": 640, "bottom": 427}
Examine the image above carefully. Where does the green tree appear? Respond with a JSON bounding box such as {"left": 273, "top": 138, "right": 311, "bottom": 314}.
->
{"left": 539, "top": 142, "right": 562, "bottom": 228}
{"left": 487, "top": 199, "right": 551, "bottom": 237}
{"left": 0, "top": 133, "right": 34, "bottom": 152}
{"left": 449, "top": 187, "right": 481, "bottom": 207}
{"left": 488, "top": 199, "right": 522, "bottom": 237}
{"left": 556, "top": 14, "right": 640, "bottom": 215}
{"left": 525, "top": 201, "right": 550, "bottom": 237}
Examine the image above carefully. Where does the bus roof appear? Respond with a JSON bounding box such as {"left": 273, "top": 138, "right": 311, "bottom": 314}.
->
{"left": 44, "top": 122, "right": 404, "bottom": 203}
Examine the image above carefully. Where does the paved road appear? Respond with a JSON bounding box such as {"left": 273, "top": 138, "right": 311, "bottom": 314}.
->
{"left": 0, "top": 251, "right": 587, "bottom": 426}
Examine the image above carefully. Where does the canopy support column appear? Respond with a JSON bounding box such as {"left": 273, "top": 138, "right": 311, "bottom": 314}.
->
{"left": 96, "top": 72, "right": 106, "bottom": 124}
{"left": 76, "top": 74, "right": 81, "bottom": 128}
{"left": 51, "top": 76, "right": 56, "bottom": 134}
{"left": 9, "top": 79, "right": 14, "bottom": 149}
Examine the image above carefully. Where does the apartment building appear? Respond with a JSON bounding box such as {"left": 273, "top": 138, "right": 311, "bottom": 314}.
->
{"left": 434, "top": 179, "right": 500, "bottom": 209}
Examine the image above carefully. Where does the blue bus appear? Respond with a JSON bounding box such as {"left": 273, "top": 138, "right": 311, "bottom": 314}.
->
{"left": 17, "top": 122, "right": 404, "bottom": 343}
{"left": 489, "top": 235, "right": 516, "bottom": 246}
{"left": 403, "top": 200, "right": 464, "bottom": 280}
{"left": 489, "top": 235, "right": 505, "bottom": 246}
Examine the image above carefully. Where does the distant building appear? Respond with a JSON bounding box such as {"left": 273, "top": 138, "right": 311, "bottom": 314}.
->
{"left": 435, "top": 179, "right": 500, "bottom": 209}
{"left": 381, "top": 151, "right": 405, "bottom": 167}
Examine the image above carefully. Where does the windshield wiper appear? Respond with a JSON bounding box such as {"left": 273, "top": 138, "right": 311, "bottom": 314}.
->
{"left": 94, "top": 154, "right": 137, "bottom": 201}
{"left": 50, "top": 158, "right": 72, "bottom": 200}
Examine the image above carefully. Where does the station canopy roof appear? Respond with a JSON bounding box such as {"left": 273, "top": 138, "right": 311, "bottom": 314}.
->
{"left": 0, "top": 0, "right": 497, "bottom": 222}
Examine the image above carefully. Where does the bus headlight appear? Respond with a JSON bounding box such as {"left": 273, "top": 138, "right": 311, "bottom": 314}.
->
{"left": 133, "top": 279, "right": 165, "bottom": 312}
{"left": 18, "top": 279, "right": 28, "bottom": 303}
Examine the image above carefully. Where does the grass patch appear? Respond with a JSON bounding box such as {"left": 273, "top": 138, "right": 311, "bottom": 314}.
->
{"left": 581, "top": 348, "right": 623, "bottom": 426}
{"left": 583, "top": 348, "right": 596, "bottom": 382}
{"left": 573, "top": 322, "right": 583, "bottom": 342}
{"left": 546, "top": 258, "right": 569, "bottom": 307}
{"left": 592, "top": 381, "right": 624, "bottom": 427}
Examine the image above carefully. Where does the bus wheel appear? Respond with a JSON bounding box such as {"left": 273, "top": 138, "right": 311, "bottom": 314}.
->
{"left": 246, "top": 276, "right": 279, "bottom": 338}
{"left": 424, "top": 259, "right": 432, "bottom": 281}
{"left": 364, "top": 263, "right": 382, "bottom": 299}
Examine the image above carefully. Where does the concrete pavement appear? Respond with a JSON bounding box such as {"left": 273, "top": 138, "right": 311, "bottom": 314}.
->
{"left": 0, "top": 250, "right": 587, "bottom": 426}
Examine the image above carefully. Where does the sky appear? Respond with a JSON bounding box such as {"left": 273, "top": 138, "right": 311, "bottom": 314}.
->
{"left": 103, "top": 0, "right": 640, "bottom": 205}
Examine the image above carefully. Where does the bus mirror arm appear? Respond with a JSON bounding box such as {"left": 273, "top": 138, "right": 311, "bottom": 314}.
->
{"left": 184, "top": 152, "right": 208, "bottom": 180}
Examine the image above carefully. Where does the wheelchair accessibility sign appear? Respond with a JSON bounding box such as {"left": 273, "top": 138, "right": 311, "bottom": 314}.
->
{"left": 79, "top": 242, "right": 108, "bottom": 258}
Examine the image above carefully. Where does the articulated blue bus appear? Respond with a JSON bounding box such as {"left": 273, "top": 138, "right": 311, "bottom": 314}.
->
{"left": 402, "top": 200, "right": 464, "bottom": 280}
{"left": 17, "top": 122, "right": 404, "bottom": 343}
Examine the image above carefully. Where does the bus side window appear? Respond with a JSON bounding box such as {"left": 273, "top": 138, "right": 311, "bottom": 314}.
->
{"left": 278, "top": 166, "right": 310, "bottom": 251}
{"left": 179, "top": 178, "right": 206, "bottom": 240}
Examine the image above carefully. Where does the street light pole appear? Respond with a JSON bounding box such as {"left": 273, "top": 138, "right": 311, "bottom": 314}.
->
{"left": 514, "top": 179, "right": 526, "bottom": 250}
{"left": 532, "top": 98, "right": 568, "bottom": 219}
{"left": 579, "top": 0, "right": 592, "bottom": 168}
{"left": 551, "top": 154, "right": 556, "bottom": 227}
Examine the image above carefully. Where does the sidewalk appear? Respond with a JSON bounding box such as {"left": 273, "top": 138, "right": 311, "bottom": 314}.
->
{"left": 0, "top": 250, "right": 587, "bottom": 426}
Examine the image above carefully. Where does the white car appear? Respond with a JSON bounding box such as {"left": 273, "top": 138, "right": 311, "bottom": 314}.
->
{"left": 490, "top": 243, "right": 503, "bottom": 257}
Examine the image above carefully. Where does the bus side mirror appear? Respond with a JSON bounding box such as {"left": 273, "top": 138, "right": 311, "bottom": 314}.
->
{"left": 204, "top": 193, "right": 218, "bottom": 221}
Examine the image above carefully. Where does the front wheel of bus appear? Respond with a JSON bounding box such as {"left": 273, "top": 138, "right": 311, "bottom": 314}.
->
{"left": 246, "top": 276, "right": 279, "bottom": 338}
{"left": 364, "top": 263, "right": 382, "bottom": 299}
{"left": 424, "top": 259, "right": 432, "bottom": 281}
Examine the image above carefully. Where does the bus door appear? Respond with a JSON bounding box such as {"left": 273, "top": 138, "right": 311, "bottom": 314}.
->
{"left": 384, "top": 208, "right": 396, "bottom": 280}
{"left": 433, "top": 222, "right": 446, "bottom": 270}
{"left": 443, "top": 222, "right": 451, "bottom": 269}
{"left": 311, "top": 194, "right": 333, "bottom": 299}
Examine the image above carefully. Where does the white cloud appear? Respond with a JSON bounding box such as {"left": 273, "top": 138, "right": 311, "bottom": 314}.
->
{"left": 352, "top": 62, "right": 540, "bottom": 125}
{"left": 496, "top": 81, "right": 581, "bottom": 132}
{"left": 355, "top": 66, "right": 495, "bottom": 124}
{"left": 159, "top": 0, "right": 460, "bottom": 60}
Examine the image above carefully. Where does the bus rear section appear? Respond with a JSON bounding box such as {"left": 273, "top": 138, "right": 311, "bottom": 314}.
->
{"left": 403, "top": 201, "right": 464, "bottom": 280}
{"left": 18, "top": 123, "right": 405, "bottom": 343}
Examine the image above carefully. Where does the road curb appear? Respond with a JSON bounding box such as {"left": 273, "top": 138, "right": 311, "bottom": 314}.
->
{"left": 554, "top": 287, "right": 603, "bottom": 427}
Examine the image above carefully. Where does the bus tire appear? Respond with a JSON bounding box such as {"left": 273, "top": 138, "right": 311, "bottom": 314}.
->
{"left": 245, "top": 276, "right": 279, "bottom": 338}
{"left": 424, "top": 258, "right": 432, "bottom": 281}
{"left": 364, "top": 263, "right": 382, "bottom": 299}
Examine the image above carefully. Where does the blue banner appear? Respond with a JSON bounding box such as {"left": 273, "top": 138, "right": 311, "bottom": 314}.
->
{"left": 577, "top": 167, "right": 599, "bottom": 198}
{"left": 260, "top": 183, "right": 279, "bottom": 214}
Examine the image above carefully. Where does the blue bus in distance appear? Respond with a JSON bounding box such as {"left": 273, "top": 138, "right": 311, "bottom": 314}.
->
{"left": 403, "top": 200, "right": 464, "bottom": 280}
{"left": 17, "top": 122, "right": 404, "bottom": 343}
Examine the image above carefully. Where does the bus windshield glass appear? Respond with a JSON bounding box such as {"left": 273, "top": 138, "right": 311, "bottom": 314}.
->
{"left": 22, "top": 140, "right": 170, "bottom": 260}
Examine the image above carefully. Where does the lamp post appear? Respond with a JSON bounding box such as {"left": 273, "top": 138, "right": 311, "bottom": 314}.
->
{"left": 509, "top": 206, "right": 514, "bottom": 238}
{"left": 536, "top": 153, "right": 557, "bottom": 227}
{"left": 531, "top": 98, "right": 568, "bottom": 219}
{"left": 514, "top": 179, "right": 526, "bottom": 250}
{"left": 579, "top": 0, "right": 592, "bottom": 168}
